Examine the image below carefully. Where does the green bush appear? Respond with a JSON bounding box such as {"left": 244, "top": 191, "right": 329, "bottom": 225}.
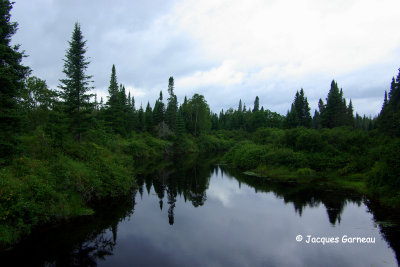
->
{"left": 196, "top": 134, "right": 233, "bottom": 152}
{"left": 296, "top": 168, "right": 316, "bottom": 177}
{"left": 223, "top": 141, "right": 267, "bottom": 169}
{"left": 252, "top": 128, "right": 285, "bottom": 147}
{"left": 263, "top": 147, "right": 307, "bottom": 169}
{"left": 295, "top": 129, "right": 325, "bottom": 152}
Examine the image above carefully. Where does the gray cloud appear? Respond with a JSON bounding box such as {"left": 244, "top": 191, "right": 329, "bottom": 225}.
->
{"left": 11, "top": 0, "right": 400, "bottom": 116}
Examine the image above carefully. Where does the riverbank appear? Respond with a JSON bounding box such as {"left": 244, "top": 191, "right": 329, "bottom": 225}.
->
{"left": 0, "top": 129, "right": 238, "bottom": 250}
{"left": 221, "top": 127, "right": 400, "bottom": 209}
{"left": 0, "top": 130, "right": 170, "bottom": 249}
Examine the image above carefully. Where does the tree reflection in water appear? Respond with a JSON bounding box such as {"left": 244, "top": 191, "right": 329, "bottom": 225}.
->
{"left": 2, "top": 194, "right": 135, "bottom": 267}
{"left": 2, "top": 154, "right": 399, "bottom": 266}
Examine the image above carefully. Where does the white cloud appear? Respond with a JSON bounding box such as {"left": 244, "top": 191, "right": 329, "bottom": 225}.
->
{"left": 171, "top": 0, "right": 400, "bottom": 77}
{"left": 166, "top": 0, "right": 400, "bottom": 115}
{"left": 176, "top": 60, "right": 245, "bottom": 89}
{"left": 125, "top": 86, "right": 146, "bottom": 97}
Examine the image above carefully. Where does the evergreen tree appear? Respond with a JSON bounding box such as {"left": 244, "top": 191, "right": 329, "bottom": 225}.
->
{"left": 144, "top": 101, "right": 153, "bottom": 132}
{"left": 126, "top": 91, "right": 136, "bottom": 133}
{"left": 379, "top": 71, "right": 400, "bottom": 136}
{"left": 181, "top": 96, "right": 190, "bottom": 131}
{"left": 105, "top": 65, "right": 126, "bottom": 135}
{"left": 312, "top": 110, "right": 320, "bottom": 129}
{"left": 285, "top": 89, "right": 311, "bottom": 128}
{"left": 253, "top": 96, "right": 260, "bottom": 112}
{"left": 347, "top": 99, "right": 354, "bottom": 127}
{"left": 59, "top": 22, "right": 93, "bottom": 142}
{"left": 138, "top": 104, "right": 144, "bottom": 132}
{"left": 319, "top": 80, "right": 349, "bottom": 128}
{"left": 0, "top": 0, "right": 30, "bottom": 159}
{"left": 165, "top": 76, "right": 178, "bottom": 131}
{"left": 238, "top": 99, "right": 243, "bottom": 112}
{"left": 153, "top": 91, "right": 165, "bottom": 126}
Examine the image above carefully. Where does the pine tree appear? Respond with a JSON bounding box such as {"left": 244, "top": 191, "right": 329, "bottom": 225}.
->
{"left": 59, "top": 22, "right": 93, "bottom": 142}
{"left": 0, "top": 0, "right": 30, "bottom": 159}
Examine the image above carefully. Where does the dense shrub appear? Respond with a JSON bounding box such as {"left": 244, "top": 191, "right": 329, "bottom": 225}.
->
{"left": 196, "top": 134, "right": 233, "bottom": 152}
{"left": 368, "top": 139, "right": 400, "bottom": 191}
{"left": 129, "top": 133, "right": 170, "bottom": 159}
{"left": 295, "top": 129, "right": 325, "bottom": 152}
{"left": 223, "top": 141, "right": 267, "bottom": 169}
{"left": 0, "top": 134, "right": 140, "bottom": 248}
{"left": 252, "top": 128, "right": 285, "bottom": 147}
{"left": 263, "top": 147, "right": 307, "bottom": 168}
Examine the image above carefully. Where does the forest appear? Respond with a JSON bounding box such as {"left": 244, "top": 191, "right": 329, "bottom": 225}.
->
{"left": 1, "top": 0, "right": 399, "bottom": 249}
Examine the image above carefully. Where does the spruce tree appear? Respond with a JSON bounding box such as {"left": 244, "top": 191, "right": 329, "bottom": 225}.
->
{"left": 59, "top": 22, "right": 93, "bottom": 142}
{"left": 319, "top": 80, "right": 349, "bottom": 128}
{"left": 153, "top": 91, "right": 165, "bottom": 126}
{"left": 347, "top": 99, "right": 354, "bottom": 127}
{"left": 253, "top": 96, "right": 260, "bottom": 112}
{"left": 285, "top": 89, "right": 311, "bottom": 128}
{"left": 166, "top": 76, "right": 178, "bottom": 131}
{"left": 144, "top": 101, "right": 153, "bottom": 132}
{"left": 138, "top": 104, "right": 144, "bottom": 132}
{"left": 0, "top": 0, "right": 30, "bottom": 159}
{"left": 312, "top": 110, "right": 320, "bottom": 129}
{"left": 379, "top": 71, "right": 400, "bottom": 136}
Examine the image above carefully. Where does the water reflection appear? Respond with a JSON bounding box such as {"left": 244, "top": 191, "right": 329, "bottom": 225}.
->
{"left": 224, "top": 167, "right": 363, "bottom": 226}
{"left": 1, "top": 155, "right": 399, "bottom": 266}
{"left": 1, "top": 195, "right": 135, "bottom": 267}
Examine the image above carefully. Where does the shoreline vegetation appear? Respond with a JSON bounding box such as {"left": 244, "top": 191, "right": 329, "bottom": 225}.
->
{"left": 1, "top": 1, "right": 399, "bottom": 250}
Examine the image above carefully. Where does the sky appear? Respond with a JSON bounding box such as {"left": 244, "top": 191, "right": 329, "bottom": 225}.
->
{"left": 10, "top": 0, "right": 400, "bottom": 116}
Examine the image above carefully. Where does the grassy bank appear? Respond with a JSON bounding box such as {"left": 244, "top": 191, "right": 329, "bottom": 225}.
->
{"left": 222, "top": 127, "right": 400, "bottom": 208}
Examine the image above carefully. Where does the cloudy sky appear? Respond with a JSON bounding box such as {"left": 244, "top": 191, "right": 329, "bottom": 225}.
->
{"left": 11, "top": 0, "right": 400, "bottom": 116}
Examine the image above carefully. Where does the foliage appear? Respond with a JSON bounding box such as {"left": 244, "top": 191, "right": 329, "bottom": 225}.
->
{"left": 0, "top": 134, "right": 136, "bottom": 248}
{"left": 58, "top": 23, "right": 93, "bottom": 142}
{"left": 378, "top": 70, "right": 400, "bottom": 137}
{"left": 0, "top": 0, "right": 30, "bottom": 161}
{"left": 285, "top": 89, "right": 312, "bottom": 128}
{"left": 318, "top": 80, "right": 354, "bottom": 128}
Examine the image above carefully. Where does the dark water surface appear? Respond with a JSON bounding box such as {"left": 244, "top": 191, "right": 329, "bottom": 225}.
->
{"left": 2, "top": 156, "right": 399, "bottom": 266}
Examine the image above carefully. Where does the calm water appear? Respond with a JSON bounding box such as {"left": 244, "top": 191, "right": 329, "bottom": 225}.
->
{"left": 2, "top": 156, "right": 400, "bottom": 267}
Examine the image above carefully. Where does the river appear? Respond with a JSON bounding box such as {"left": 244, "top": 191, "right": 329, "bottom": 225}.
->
{"left": 2, "top": 155, "right": 399, "bottom": 266}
